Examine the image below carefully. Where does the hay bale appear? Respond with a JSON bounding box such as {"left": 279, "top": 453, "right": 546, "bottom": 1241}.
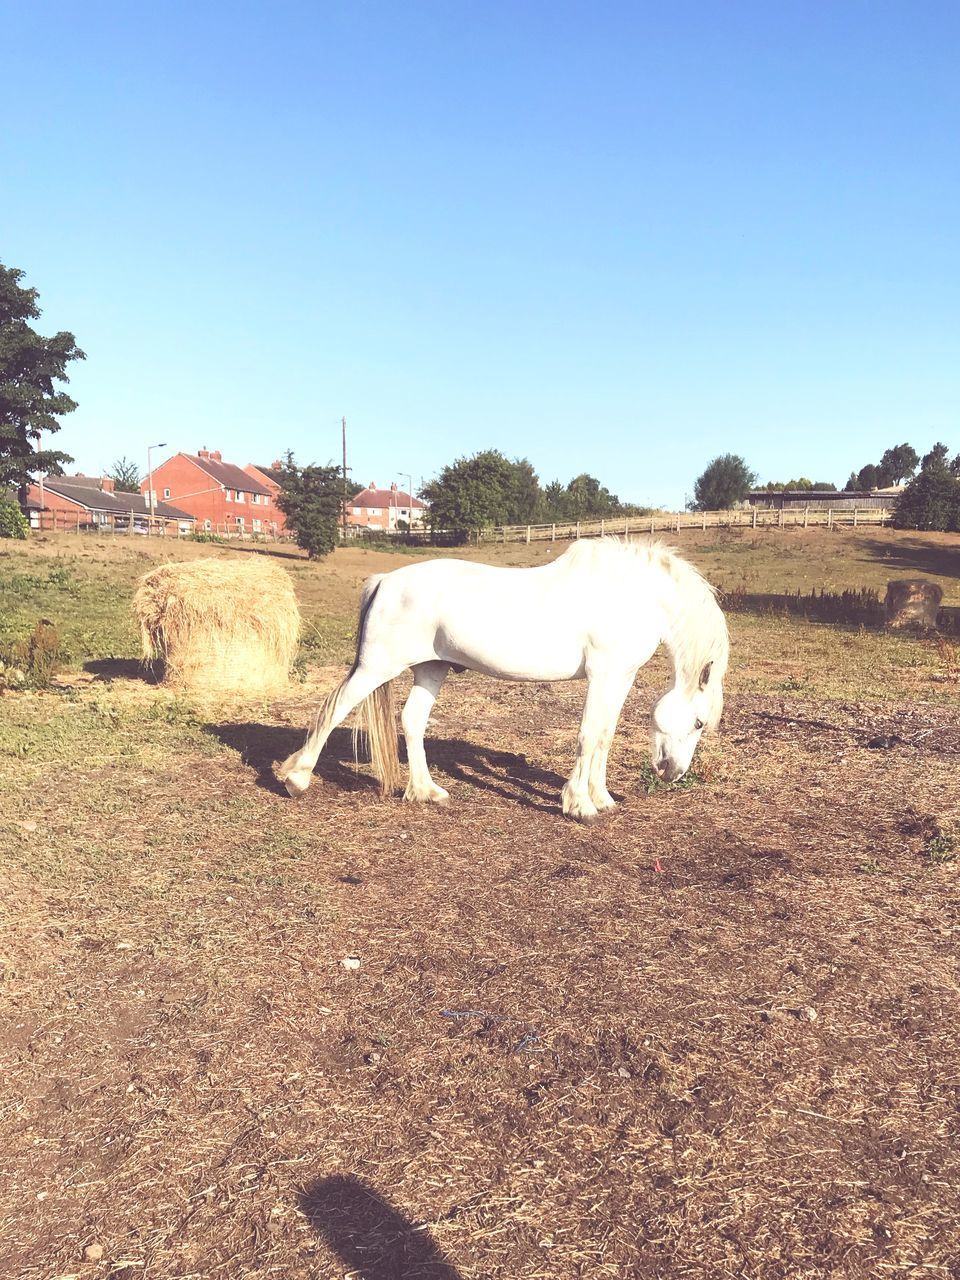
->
{"left": 133, "top": 557, "right": 300, "bottom": 691}
{"left": 884, "top": 578, "right": 943, "bottom": 631}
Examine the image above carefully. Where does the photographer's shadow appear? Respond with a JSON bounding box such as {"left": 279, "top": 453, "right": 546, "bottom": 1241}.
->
{"left": 299, "top": 1175, "right": 462, "bottom": 1279}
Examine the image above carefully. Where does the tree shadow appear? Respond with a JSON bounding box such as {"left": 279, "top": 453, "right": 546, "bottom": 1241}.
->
{"left": 299, "top": 1175, "right": 462, "bottom": 1279}
{"left": 203, "top": 720, "right": 569, "bottom": 811}
{"left": 83, "top": 658, "right": 159, "bottom": 683}
{"left": 859, "top": 536, "right": 960, "bottom": 581}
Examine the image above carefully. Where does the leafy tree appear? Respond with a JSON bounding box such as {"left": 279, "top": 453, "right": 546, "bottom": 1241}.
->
{"left": 421, "top": 450, "right": 542, "bottom": 539}
{"left": 109, "top": 456, "right": 141, "bottom": 493}
{"left": 689, "top": 454, "right": 756, "bottom": 511}
{"left": 921, "top": 442, "right": 950, "bottom": 471}
{"left": 893, "top": 449, "right": 960, "bottom": 531}
{"left": 878, "top": 443, "right": 919, "bottom": 486}
{"left": 0, "top": 263, "right": 84, "bottom": 488}
{"left": 0, "top": 490, "right": 28, "bottom": 538}
{"left": 540, "top": 472, "right": 641, "bottom": 521}
{"left": 759, "top": 478, "right": 838, "bottom": 493}
{"left": 844, "top": 463, "right": 881, "bottom": 491}
{"left": 274, "top": 451, "right": 346, "bottom": 558}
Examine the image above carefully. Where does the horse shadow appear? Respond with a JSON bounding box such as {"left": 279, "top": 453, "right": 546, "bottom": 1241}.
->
{"left": 203, "top": 720, "right": 569, "bottom": 812}
{"left": 298, "top": 1175, "right": 462, "bottom": 1279}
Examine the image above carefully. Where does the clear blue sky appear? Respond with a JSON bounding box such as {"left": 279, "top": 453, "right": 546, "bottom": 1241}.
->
{"left": 5, "top": 1, "right": 958, "bottom": 508}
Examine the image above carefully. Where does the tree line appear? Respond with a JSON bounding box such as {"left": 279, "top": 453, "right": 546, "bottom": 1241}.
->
{"left": 3, "top": 259, "right": 959, "bottom": 549}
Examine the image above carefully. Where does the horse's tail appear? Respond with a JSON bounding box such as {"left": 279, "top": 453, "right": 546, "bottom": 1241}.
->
{"left": 354, "top": 680, "right": 401, "bottom": 797}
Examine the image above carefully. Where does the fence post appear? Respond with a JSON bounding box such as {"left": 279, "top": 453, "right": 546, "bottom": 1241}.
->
{"left": 576, "top": 520, "right": 581, "bottom": 539}
{"left": 551, "top": 523, "right": 556, "bottom": 542}
{"left": 853, "top": 508, "right": 858, "bottom": 528}
{"left": 624, "top": 518, "right": 629, "bottom": 537}
{"left": 676, "top": 511, "right": 680, "bottom": 533}
{"left": 803, "top": 505, "right": 808, "bottom": 529}
{"left": 702, "top": 510, "right": 706, "bottom": 531}
{"left": 526, "top": 525, "right": 531, "bottom": 544}
{"left": 828, "top": 508, "right": 833, "bottom": 529}
{"left": 752, "top": 507, "right": 757, "bottom": 529}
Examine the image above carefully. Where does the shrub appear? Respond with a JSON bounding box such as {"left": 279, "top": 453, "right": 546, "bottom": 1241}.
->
{"left": 0, "top": 492, "right": 28, "bottom": 539}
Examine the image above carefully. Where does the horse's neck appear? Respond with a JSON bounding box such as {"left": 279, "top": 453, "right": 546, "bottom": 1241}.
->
{"left": 656, "top": 566, "right": 712, "bottom": 689}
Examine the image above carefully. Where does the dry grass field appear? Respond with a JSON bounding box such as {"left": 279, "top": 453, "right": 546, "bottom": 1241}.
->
{"left": 2, "top": 527, "right": 959, "bottom": 1279}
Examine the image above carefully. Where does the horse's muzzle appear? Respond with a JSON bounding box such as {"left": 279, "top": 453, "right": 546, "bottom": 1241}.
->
{"left": 654, "top": 757, "right": 685, "bottom": 783}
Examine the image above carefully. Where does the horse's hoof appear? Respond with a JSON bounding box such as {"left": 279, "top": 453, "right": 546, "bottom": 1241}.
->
{"left": 281, "top": 768, "right": 313, "bottom": 797}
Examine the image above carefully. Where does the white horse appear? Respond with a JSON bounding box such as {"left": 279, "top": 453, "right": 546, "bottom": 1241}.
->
{"left": 277, "top": 539, "right": 729, "bottom": 821}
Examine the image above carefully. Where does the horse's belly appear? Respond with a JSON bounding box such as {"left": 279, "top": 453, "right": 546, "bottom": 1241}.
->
{"left": 436, "top": 625, "right": 585, "bottom": 682}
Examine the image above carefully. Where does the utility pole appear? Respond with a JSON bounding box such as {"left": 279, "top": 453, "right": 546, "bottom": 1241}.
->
{"left": 341, "top": 416, "right": 348, "bottom": 540}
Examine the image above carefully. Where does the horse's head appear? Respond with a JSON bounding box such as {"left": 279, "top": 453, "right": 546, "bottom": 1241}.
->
{"left": 650, "top": 661, "right": 720, "bottom": 782}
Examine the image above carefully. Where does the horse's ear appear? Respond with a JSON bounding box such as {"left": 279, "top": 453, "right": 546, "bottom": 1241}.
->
{"left": 699, "top": 661, "right": 713, "bottom": 689}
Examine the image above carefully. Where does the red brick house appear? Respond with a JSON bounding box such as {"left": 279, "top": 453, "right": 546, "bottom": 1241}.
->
{"left": 243, "top": 461, "right": 288, "bottom": 532}
{"left": 22, "top": 474, "right": 194, "bottom": 532}
{"left": 345, "top": 482, "right": 426, "bottom": 531}
{"left": 142, "top": 449, "right": 281, "bottom": 536}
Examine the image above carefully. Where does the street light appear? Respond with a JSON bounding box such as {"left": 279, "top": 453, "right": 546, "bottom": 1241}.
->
{"left": 396, "top": 473, "right": 413, "bottom": 530}
{"left": 147, "top": 442, "right": 167, "bottom": 526}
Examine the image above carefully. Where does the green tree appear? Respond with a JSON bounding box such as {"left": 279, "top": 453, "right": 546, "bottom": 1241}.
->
{"left": 878, "top": 443, "right": 919, "bottom": 486}
{"left": 274, "top": 452, "right": 346, "bottom": 558}
{"left": 893, "top": 450, "right": 960, "bottom": 532}
{"left": 0, "top": 490, "right": 28, "bottom": 538}
{"left": 421, "top": 450, "right": 542, "bottom": 540}
{"left": 109, "top": 456, "right": 141, "bottom": 493}
{"left": 0, "top": 263, "right": 84, "bottom": 488}
{"left": 689, "top": 454, "right": 756, "bottom": 511}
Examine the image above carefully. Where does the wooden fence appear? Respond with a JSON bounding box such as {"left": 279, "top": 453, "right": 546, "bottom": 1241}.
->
{"left": 479, "top": 505, "right": 895, "bottom": 545}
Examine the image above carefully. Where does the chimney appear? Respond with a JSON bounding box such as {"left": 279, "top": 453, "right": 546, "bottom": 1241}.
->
{"left": 100, "top": 476, "right": 115, "bottom": 493}
{"left": 198, "top": 447, "right": 210, "bottom": 460}
{"left": 390, "top": 482, "right": 398, "bottom": 492}
{"left": 211, "top": 450, "right": 222, "bottom": 463}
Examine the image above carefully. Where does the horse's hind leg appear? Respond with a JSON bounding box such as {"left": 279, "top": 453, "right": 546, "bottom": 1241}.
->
{"left": 277, "top": 662, "right": 402, "bottom": 797}
{"left": 402, "top": 661, "right": 450, "bottom": 804}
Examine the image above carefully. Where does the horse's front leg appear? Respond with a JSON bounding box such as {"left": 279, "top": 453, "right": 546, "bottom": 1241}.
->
{"left": 563, "top": 668, "right": 635, "bottom": 821}
{"left": 402, "top": 661, "right": 451, "bottom": 804}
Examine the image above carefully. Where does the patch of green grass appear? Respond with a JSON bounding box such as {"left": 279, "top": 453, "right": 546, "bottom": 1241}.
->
{"left": 926, "top": 833, "right": 957, "bottom": 866}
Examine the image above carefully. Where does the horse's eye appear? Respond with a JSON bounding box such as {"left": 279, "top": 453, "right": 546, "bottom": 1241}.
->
{"left": 694, "top": 718, "right": 704, "bottom": 731}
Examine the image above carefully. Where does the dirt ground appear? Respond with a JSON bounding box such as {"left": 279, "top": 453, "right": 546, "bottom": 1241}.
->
{"left": 3, "top": 652, "right": 960, "bottom": 1278}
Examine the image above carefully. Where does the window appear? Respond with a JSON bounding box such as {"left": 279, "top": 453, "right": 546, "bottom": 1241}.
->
{"left": 204, "top": 520, "right": 211, "bottom": 531}
{"left": 252, "top": 492, "right": 261, "bottom": 504}
{"left": 263, "top": 495, "right": 269, "bottom": 507}
{"left": 368, "top": 507, "right": 377, "bottom": 516}
{"left": 236, "top": 516, "right": 245, "bottom": 527}
{"left": 225, "top": 489, "right": 233, "bottom": 502}
{"left": 163, "top": 487, "right": 171, "bottom": 499}
{"left": 253, "top": 518, "right": 262, "bottom": 532}
{"left": 236, "top": 490, "right": 245, "bottom": 503}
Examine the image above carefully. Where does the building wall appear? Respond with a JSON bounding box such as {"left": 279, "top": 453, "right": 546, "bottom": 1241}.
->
{"left": 242, "top": 465, "right": 288, "bottom": 531}
{"left": 145, "top": 455, "right": 282, "bottom": 534}
{"left": 24, "top": 483, "right": 89, "bottom": 521}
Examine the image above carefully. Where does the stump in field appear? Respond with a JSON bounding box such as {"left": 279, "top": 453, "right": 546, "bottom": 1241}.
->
{"left": 884, "top": 578, "right": 943, "bottom": 631}
{"left": 133, "top": 557, "right": 300, "bottom": 691}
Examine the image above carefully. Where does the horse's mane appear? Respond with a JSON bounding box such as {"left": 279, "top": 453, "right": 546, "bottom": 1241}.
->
{"left": 559, "top": 538, "right": 729, "bottom": 728}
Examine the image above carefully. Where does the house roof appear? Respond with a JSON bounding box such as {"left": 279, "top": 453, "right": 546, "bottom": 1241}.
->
{"left": 33, "top": 480, "right": 194, "bottom": 520}
{"left": 349, "top": 485, "right": 425, "bottom": 509}
{"left": 184, "top": 454, "right": 272, "bottom": 495}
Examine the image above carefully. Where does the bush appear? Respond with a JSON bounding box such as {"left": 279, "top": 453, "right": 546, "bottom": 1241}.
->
{"left": 893, "top": 461, "right": 960, "bottom": 531}
{"left": 0, "top": 492, "right": 28, "bottom": 539}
